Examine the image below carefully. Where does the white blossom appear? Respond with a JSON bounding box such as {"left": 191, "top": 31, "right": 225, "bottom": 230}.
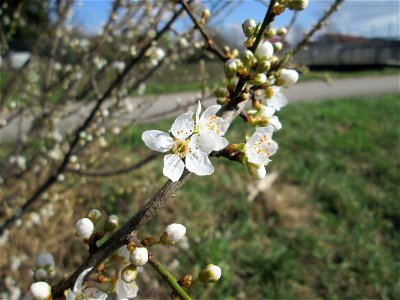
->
{"left": 66, "top": 268, "right": 107, "bottom": 300}
{"left": 130, "top": 247, "right": 148, "bottom": 267}
{"left": 161, "top": 223, "right": 186, "bottom": 245}
{"left": 257, "top": 106, "right": 282, "bottom": 131}
{"left": 142, "top": 103, "right": 228, "bottom": 182}
{"left": 245, "top": 126, "right": 278, "bottom": 166}
{"left": 29, "top": 282, "right": 51, "bottom": 300}
{"left": 76, "top": 218, "right": 94, "bottom": 239}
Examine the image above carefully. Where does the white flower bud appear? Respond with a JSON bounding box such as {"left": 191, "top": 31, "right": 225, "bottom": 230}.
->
{"left": 33, "top": 268, "right": 48, "bottom": 281}
{"left": 88, "top": 209, "right": 102, "bottom": 222}
{"left": 288, "top": 0, "right": 309, "bottom": 11}
{"left": 121, "top": 265, "right": 138, "bottom": 283}
{"left": 224, "top": 59, "right": 237, "bottom": 79}
{"left": 246, "top": 163, "right": 266, "bottom": 180}
{"left": 249, "top": 73, "right": 267, "bottom": 86}
{"left": 240, "top": 50, "right": 254, "bottom": 67}
{"left": 30, "top": 281, "right": 51, "bottom": 300}
{"left": 35, "top": 253, "right": 55, "bottom": 270}
{"left": 198, "top": 264, "right": 222, "bottom": 283}
{"left": 76, "top": 218, "right": 94, "bottom": 239}
{"left": 160, "top": 223, "right": 186, "bottom": 245}
{"left": 278, "top": 69, "right": 299, "bottom": 87}
{"left": 104, "top": 215, "right": 119, "bottom": 231}
{"left": 130, "top": 247, "right": 148, "bottom": 267}
{"left": 242, "top": 19, "right": 256, "bottom": 37}
{"left": 255, "top": 41, "right": 274, "bottom": 61}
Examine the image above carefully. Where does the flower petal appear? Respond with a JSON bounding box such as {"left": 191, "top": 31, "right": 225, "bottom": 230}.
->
{"left": 266, "top": 87, "right": 288, "bottom": 111}
{"left": 212, "top": 135, "right": 229, "bottom": 151}
{"left": 200, "top": 105, "right": 221, "bottom": 123}
{"left": 171, "top": 112, "right": 195, "bottom": 140}
{"left": 82, "top": 288, "right": 108, "bottom": 300}
{"left": 269, "top": 116, "right": 282, "bottom": 131}
{"left": 195, "top": 101, "right": 202, "bottom": 125}
{"left": 185, "top": 149, "right": 214, "bottom": 176}
{"left": 116, "top": 280, "right": 139, "bottom": 300}
{"left": 163, "top": 154, "right": 185, "bottom": 182}
{"left": 188, "top": 133, "right": 215, "bottom": 154}
{"left": 142, "top": 130, "right": 173, "bottom": 153}
{"left": 74, "top": 267, "right": 93, "bottom": 292}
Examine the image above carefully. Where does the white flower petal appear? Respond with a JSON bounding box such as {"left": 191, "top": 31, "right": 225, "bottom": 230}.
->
{"left": 185, "top": 149, "right": 214, "bottom": 176}
{"left": 260, "top": 106, "right": 275, "bottom": 118}
{"left": 163, "top": 154, "right": 185, "bottom": 182}
{"left": 195, "top": 101, "right": 202, "bottom": 125}
{"left": 171, "top": 112, "right": 195, "bottom": 140}
{"left": 245, "top": 126, "right": 278, "bottom": 165}
{"left": 74, "top": 267, "right": 93, "bottom": 292}
{"left": 142, "top": 130, "right": 174, "bottom": 153}
{"left": 212, "top": 135, "right": 229, "bottom": 151}
{"left": 269, "top": 116, "right": 282, "bottom": 131}
{"left": 116, "top": 280, "right": 139, "bottom": 300}
{"left": 200, "top": 105, "right": 221, "bottom": 122}
{"left": 189, "top": 133, "right": 215, "bottom": 154}
{"left": 266, "top": 87, "right": 288, "bottom": 111}
{"left": 81, "top": 288, "right": 108, "bottom": 300}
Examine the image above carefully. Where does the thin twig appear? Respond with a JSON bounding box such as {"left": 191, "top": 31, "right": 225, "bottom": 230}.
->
{"left": 179, "top": 0, "right": 227, "bottom": 61}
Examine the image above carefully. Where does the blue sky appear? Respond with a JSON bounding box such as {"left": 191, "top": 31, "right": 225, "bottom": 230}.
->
{"left": 71, "top": 1, "right": 400, "bottom": 40}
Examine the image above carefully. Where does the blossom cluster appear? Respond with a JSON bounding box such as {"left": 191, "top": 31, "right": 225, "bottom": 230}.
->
{"left": 28, "top": 216, "right": 222, "bottom": 299}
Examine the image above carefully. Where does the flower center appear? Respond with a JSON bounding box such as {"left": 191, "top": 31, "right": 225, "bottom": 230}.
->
{"left": 253, "top": 134, "right": 272, "bottom": 158}
{"left": 172, "top": 139, "right": 189, "bottom": 158}
{"left": 203, "top": 116, "right": 221, "bottom": 135}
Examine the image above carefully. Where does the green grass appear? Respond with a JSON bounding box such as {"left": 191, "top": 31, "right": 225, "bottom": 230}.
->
{"left": 112, "top": 93, "right": 399, "bottom": 299}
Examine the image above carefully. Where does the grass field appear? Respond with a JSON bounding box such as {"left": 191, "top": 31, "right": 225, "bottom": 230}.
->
{"left": 106, "top": 93, "right": 399, "bottom": 299}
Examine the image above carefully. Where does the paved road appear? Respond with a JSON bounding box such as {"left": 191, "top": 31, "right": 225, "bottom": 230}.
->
{"left": 1, "top": 74, "right": 398, "bottom": 142}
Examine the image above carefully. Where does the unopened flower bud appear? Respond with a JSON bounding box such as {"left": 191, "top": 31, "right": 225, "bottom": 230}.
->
{"left": 104, "top": 215, "right": 119, "bottom": 231}
{"left": 240, "top": 50, "right": 254, "bottom": 67}
{"left": 130, "top": 247, "right": 148, "bottom": 267}
{"left": 277, "top": 69, "right": 299, "bottom": 87}
{"left": 265, "top": 28, "right": 276, "bottom": 39}
{"left": 160, "top": 223, "right": 186, "bottom": 245}
{"left": 256, "top": 60, "right": 271, "bottom": 73}
{"left": 88, "top": 209, "right": 102, "bottom": 222}
{"left": 30, "top": 281, "right": 51, "bottom": 300}
{"left": 33, "top": 269, "right": 48, "bottom": 281}
{"left": 287, "top": 0, "right": 309, "bottom": 11}
{"left": 255, "top": 41, "right": 274, "bottom": 61}
{"left": 121, "top": 264, "right": 138, "bottom": 283}
{"left": 198, "top": 264, "right": 222, "bottom": 283}
{"left": 35, "top": 253, "right": 55, "bottom": 270}
{"left": 270, "top": 56, "right": 279, "bottom": 64}
{"left": 249, "top": 73, "right": 267, "bottom": 86}
{"left": 224, "top": 59, "right": 237, "bottom": 79}
{"left": 277, "top": 27, "right": 287, "bottom": 36}
{"left": 216, "top": 97, "right": 228, "bottom": 105}
{"left": 273, "top": 42, "right": 283, "bottom": 52}
{"left": 201, "top": 9, "right": 210, "bottom": 20}
{"left": 178, "top": 275, "right": 193, "bottom": 288}
{"left": 76, "top": 218, "right": 94, "bottom": 239}
{"left": 246, "top": 162, "right": 266, "bottom": 180}
{"left": 242, "top": 19, "right": 256, "bottom": 37}
{"left": 214, "top": 87, "right": 229, "bottom": 98}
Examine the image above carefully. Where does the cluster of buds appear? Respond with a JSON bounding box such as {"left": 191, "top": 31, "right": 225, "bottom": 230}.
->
{"left": 75, "top": 209, "right": 119, "bottom": 241}
{"left": 33, "top": 253, "right": 55, "bottom": 281}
